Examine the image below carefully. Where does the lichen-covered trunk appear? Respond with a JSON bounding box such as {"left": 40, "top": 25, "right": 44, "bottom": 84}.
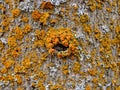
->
{"left": 0, "top": 0, "right": 120, "bottom": 90}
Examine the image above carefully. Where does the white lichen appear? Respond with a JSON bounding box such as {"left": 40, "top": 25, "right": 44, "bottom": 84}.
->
{"left": 50, "top": 0, "right": 66, "bottom": 6}
{"left": 101, "top": 25, "right": 110, "bottom": 33}
{"left": 49, "top": 66, "right": 58, "bottom": 77}
{"left": 18, "top": 1, "right": 34, "bottom": 12}
{"left": 0, "top": 38, "right": 7, "bottom": 44}
{"left": 75, "top": 79, "right": 86, "bottom": 90}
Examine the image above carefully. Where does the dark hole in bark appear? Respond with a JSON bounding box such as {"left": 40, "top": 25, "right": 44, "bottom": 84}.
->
{"left": 19, "top": 0, "right": 24, "bottom": 2}
{"left": 54, "top": 44, "right": 68, "bottom": 51}
{"left": 16, "top": 50, "right": 18, "bottom": 52}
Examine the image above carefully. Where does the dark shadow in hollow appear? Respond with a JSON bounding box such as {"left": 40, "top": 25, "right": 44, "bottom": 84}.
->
{"left": 53, "top": 44, "right": 68, "bottom": 51}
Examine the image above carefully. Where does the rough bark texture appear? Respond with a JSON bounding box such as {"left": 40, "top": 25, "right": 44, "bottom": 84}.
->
{"left": 0, "top": 0, "right": 120, "bottom": 90}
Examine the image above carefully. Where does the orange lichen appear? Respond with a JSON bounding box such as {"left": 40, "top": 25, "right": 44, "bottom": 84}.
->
{"left": 96, "top": 3, "right": 102, "bottom": 10}
{"left": 49, "top": 48, "right": 55, "bottom": 55}
{"left": 12, "top": 47, "right": 21, "bottom": 58}
{"left": 40, "top": 12, "right": 50, "bottom": 25}
{"left": 37, "top": 71, "right": 46, "bottom": 79}
{"left": 87, "top": 0, "right": 96, "bottom": 11}
{"left": 22, "top": 57, "right": 31, "bottom": 69}
{"left": 80, "top": 14, "right": 89, "bottom": 23}
{"left": 34, "top": 30, "right": 46, "bottom": 48}
{"left": 35, "top": 30, "right": 46, "bottom": 40}
{"left": 34, "top": 40, "right": 45, "bottom": 47}
{"left": 21, "top": 17, "right": 29, "bottom": 23}
{"left": 94, "top": 29, "right": 101, "bottom": 40}
{"left": 115, "top": 25, "right": 120, "bottom": 35}
{"left": 88, "top": 68, "right": 98, "bottom": 76}
{"left": 8, "top": 36, "right": 17, "bottom": 47}
{"left": 14, "top": 26, "right": 24, "bottom": 40}
{"left": 23, "top": 24, "right": 31, "bottom": 34}
{"left": 37, "top": 80, "right": 45, "bottom": 90}
{"left": 7, "top": 74, "right": 14, "bottom": 82}
{"left": 0, "top": 40, "right": 4, "bottom": 50}
{"left": 0, "top": 0, "right": 119, "bottom": 89}
{"left": 40, "top": 52, "right": 48, "bottom": 64}
{"left": 106, "top": 8, "right": 112, "bottom": 13}
{"left": 1, "top": 18, "right": 10, "bottom": 27}
{"left": 12, "top": 8, "right": 20, "bottom": 18}
{"left": 72, "top": 62, "right": 81, "bottom": 74}
{"left": 17, "top": 87, "right": 24, "bottom": 90}
{"left": 41, "top": 1, "right": 54, "bottom": 10}
{"left": 32, "top": 10, "right": 41, "bottom": 21}
{"left": 0, "top": 67, "right": 7, "bottom": 74}
{"left": 50, "top": 84, "right": 62, "bottom": 90}
{"left": 92, "top": 78, "right": 98, "bottom": 84}
{"left": 83, "top": 24, "right": 92, "bottom": 34}
{"left": 85, "top": 84, "right": 92, "bottom": 90}
{"left": 14, "top": 65, "right": 22, "bottom": 73}
{"left": 3, "top": 59, "right": 14, "bottom": 69}
{"left": 50, "top": 19, "right": 58, "bottom": 24}
{"left": 90, "top": 3, "right": 96, "bottom": 11}
{"left": 0, "top": 28, "right": 3, "bottom": 33}
{"left": 62, "top": 65, "right": 69, "bottom": 75}
{"left": 15, "top": 75, "right": 22, "bottom": 85}
{"left": 44, "top": 27, "right": 78, "bottom": 58}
